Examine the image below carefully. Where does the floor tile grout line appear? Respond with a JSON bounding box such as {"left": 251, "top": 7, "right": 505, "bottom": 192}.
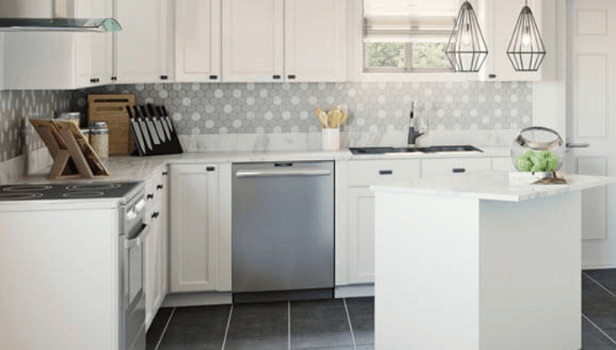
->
{"left": 288, "top": 300, "right": 291, "bottom": 350}
{"left": 583, "top": 272, "right": 616, "bottom": 301}
{"left": 154, "top": 307, "right": 176, "bottom": 350}
{"left": 582, "top": 313, "right": 616, "bottom": 347}
{"left": 221, "top": 304, "right": 234, "bottom": 350}
{"left": 343, "top": 298, "right": 358, "bottom": 350}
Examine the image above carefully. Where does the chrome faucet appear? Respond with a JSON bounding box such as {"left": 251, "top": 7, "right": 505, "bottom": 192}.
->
{"left": 408, "top": 101, "right": 424, "bottom": 146}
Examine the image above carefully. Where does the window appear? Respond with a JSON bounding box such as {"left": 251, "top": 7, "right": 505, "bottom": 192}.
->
{"left": 363, "top": 0, "right": 459, "bottom": 73}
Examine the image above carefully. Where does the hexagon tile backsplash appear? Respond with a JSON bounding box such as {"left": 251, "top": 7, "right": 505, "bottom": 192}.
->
{"left": 0, "top": 81, "right": 532, "bottom": 163}
{"left": 0, "top": 90, "right": 72, "bottom": 162}
{"left": 73, "top": 81, "right": 532, "bottom": 136}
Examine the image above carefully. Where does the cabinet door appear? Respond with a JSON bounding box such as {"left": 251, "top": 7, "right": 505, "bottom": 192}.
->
{"left": 348, "top": 187, "right": 376, "bottom": 284}
{"left": 175, "top": 0, "right": 221, "bottom": 82}
{"left": 480, "top": 0, "right": 543, "bottom": 81}
{"left": 115, "top": 0, "right": 167, "bottom": 83}
{"left": 222, "top": 0, "right": 284, "bottom": 82}
{"left": 75, "top": 0, "right": 113, "bottom": 86}
{"left": 144, "top": 203, "right": 163, "bottom": 329}
{"left": 284, "top": 0, "right": 346, "bottom": 82}
{"left": 170, "top": 164, "right": 220, "bottom": 293}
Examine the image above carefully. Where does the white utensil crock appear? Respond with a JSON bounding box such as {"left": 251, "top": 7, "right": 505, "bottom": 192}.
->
{"left": 322, "top": 128, "right": 340, "bottom": 151}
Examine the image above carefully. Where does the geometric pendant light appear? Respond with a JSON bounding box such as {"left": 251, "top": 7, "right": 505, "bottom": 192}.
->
{"left": 507, "top": 1, "right": 546, "bottom": 71}
{"left": 445, "top": 1, "right": 489, "bottom": 72}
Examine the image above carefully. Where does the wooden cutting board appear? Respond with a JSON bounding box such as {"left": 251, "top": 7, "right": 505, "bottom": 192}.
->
{"left": 88, "top": 94, "right": 136, "bottom": 155}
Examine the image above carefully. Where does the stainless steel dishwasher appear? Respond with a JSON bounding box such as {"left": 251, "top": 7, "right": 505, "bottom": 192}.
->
{"left": 232, "top": 161, "right": 334, "bottom": 302}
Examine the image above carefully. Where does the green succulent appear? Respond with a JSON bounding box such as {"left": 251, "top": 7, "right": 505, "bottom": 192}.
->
{"left": 515, "top": 150, "right": 560, "bottom": 172}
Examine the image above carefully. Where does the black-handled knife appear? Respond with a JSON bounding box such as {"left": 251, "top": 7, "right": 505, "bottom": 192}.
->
{"left": 126, "top": 105, "right": 146, "bottom": 156}
{"left": 133, "top": 105, "right": 153, "bottom": 151}
{"left": 148, "top": 104, "right": 171, "bottom": 142}
{"left": 139, "top": 105, "right": 161, "bottom": 145}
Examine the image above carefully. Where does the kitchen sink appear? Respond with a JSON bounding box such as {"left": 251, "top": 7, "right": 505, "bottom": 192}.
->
{"left": 349, "top": 145, "right": 483, "bottom": 155}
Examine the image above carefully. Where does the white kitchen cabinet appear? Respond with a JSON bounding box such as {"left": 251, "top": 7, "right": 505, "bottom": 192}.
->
{"left": 492, "top": 157, "right": 517, "bottom": 172}
{"left": 175, "top": 0, "right": 221, "bottom": 82}
{"left": 479, "top": 0, "right": 543, "bottom": 81}
{"left": 2, "top": 0, "right": 113, "bottom": 89}
{"left": 114, "top": 0, "right": 173, "bottom": 84}
{"left": 339, "top": 159, "right": 421, "bottom": 287}
{"left": 170, "top": 164, "right": 232, "bottom": 293}
{"left": 222, "top": 0, "right": 345, "bottom": 82}
{"left": 421, "top": 157, "right": 492, "bottom": 178}
{"left": 284, "top": 0, "right": 346, "bottom": 82}
{"left": 144, "top": 167, "right": 169, "bottom": 329}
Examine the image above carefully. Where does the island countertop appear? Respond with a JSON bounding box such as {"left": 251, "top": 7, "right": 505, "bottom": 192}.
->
{"left": 371, "top": 170, "right": 615, "bottom": 202}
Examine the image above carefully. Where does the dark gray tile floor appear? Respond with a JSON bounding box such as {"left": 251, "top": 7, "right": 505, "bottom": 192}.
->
{"left": 147, "top": 270, "right": 616, "bottom": 350}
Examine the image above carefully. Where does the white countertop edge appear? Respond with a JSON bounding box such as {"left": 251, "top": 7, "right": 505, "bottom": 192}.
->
{"left": 371, "top": 174, "right": 616, "bottom": 202}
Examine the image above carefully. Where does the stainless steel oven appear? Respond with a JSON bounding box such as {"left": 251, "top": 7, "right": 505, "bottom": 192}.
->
{"left": 119, "top": 192, "right": 147, "bottom": 350}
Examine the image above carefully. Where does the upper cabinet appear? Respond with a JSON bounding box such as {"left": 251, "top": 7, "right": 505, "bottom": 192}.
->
{"left": 175, "top": 0, "right": 221, "bottom": 82}
{"left": 222, "top": 0, "right": 346, "bottom": 82}
{"left": 284, "top": 0, "right": 346, "bottom": 82}
{"left": 114, "top": 0, "right": 174, "bottom": 84}
{"left": 479, "top": 0, "right": 543, "bottom": 81}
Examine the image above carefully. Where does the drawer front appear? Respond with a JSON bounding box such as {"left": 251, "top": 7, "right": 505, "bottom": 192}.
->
{"left": 144, "top": 166, "right": 169, "bottom": 223}
{"left": 348, "top": 159, "right": 421, "bottom": 187}
{"left": 421, "top": 158, "right": 492, "bottom": 178}
{"left": 492, "top": 157, "right": 517, "bottom": 171}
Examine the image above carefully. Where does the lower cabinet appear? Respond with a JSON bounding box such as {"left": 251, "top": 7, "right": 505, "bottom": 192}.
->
{"left": 169, "top": 163, "right": 232, "bottom": 293}
{"left": 144, "top": 167, "right": 169, "bottom": 329}
{"left": 347, "top": 187, "right": 376, "bottom": 284}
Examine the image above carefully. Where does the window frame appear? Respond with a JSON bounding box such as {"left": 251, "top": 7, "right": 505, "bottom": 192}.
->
{"left": 362, "top": 42, "right": 452, "bottom": 74}
{"left": 350, "top": 0, "right": 479, "bottom": 82}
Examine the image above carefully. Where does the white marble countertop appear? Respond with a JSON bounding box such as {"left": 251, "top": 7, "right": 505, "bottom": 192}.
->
{"left": 20, "top": 146, "right": 510, "bottom": 184}
{"left": 371, "top": 170, "right": 616, "bottom": 202}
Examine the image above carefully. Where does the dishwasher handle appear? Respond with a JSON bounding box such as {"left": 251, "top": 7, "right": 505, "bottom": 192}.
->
{"left": 236, "top": 168, "right": 331, "bottom": 178}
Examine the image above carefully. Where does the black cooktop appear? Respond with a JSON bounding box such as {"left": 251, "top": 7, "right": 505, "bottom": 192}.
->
{"left": 0, "top": 182, "right": 142, "bottom": 201}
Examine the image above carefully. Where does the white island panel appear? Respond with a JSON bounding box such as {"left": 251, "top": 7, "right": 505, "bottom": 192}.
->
{"left": 371, "top": 171, "right": 615, "bottom": 350}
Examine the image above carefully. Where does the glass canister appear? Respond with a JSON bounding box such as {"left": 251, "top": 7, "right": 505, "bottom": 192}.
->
{"left": 58, "top": 112, "right": 82, "bottom": 128}
{"left": 511, "top": 126, "right": 566, "bottom": 172}
{"left": 90, "top": 121, "right": 109, "bottom": 159}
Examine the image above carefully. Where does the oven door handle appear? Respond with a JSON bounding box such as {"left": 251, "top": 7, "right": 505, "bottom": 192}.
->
{"left": 125, "top": 224, "right": 147, "bottom": 249}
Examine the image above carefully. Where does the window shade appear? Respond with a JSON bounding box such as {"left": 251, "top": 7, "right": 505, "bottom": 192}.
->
{"left": 364, "top": 0, "right": 458, "bottom": 43}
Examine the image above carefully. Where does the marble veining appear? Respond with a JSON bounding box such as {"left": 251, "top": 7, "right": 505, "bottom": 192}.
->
{"left": 372, "top": 171, "right": 616, "bottom": 202}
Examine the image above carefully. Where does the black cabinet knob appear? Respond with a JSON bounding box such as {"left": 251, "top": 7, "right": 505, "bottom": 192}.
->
{"left": 207, "top": 166, "right": 216, "bottom": 172}
{"left": 273, "top": 75, "right": 281, "bottom": 80}
{"left": 288, "top": 75, "right": 296, "bottom": 80}
{"left": 160, "top": 75, "right": 168, "bottom": 80}
{"left": 488, "top": 74, "right": 497, "bottom": 79}
{"left": 147, "top": 193, "right": 154, "bottom": 200}
{"left": 111, "top": 76, "right": 117, "bottom": 81}
{"left": 152, "top": 212, "right": 160, "bottom": 219}
{"left": 90, "top": 78, "right": 97, "bottom": 83}
{"left": 209, "top": 75, "right": 218, "bottom": 80}
{"left": 156, "top": 184, "right": 164, "bottom": 190}
{"left": 162, "top": 171, "right": 168, "bottom": 176}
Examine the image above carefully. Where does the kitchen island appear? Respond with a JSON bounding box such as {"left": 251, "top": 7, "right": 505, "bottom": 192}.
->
{"left": 371, "top": 171, "right": 614, "bottom": 350}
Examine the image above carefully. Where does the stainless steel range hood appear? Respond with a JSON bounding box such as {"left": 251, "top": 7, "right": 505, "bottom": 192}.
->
{"left": 0, "top": 17, "right": 122, "bottom": 32}
{"left": 0, "top": 0, "right": 122, "bottom": 33}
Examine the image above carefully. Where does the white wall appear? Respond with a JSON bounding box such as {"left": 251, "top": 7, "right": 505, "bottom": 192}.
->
{"left": 533, "top": 0, "right": 568, "bottom": 138}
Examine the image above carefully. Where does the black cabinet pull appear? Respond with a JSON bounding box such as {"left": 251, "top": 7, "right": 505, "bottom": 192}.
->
{"left": 288, "top": 75, "right": 296, "bottom": 79}
{"left": 273, "top": 75, "right": 281, "bottom": 80}
{"left": 379, "top": 170, "right": 393, "bottom": 175}
{"left": 156, "top": 184, "right": 164, "bottom": 190}
{"left": 452, "top": 168, "right": 466, "bottom": 173}
{"left": 147, "top": 193, "right": 154, "bottom": 200}
{"left": 207, "top": 166, "right": 216, "bottom": 172}
{"left": 160, "top": 75, "right": 168, "bottom": 80}
{"left": 209, "top": 75, "right": 218, "bottom": 80}
{"left": 152, "top": 212, "right": 160, "bottom": 219}
{"left": 90, "top": 78, "right": 97, "bottom": 83}
{"left": 488, "top": 74, "right": 497, "bottom": 79}
{"left": 162, "top": 171, "right": 168, "bottom": 176}
{"left": 111, "top": 76, "right": 117, "bottom": 81}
